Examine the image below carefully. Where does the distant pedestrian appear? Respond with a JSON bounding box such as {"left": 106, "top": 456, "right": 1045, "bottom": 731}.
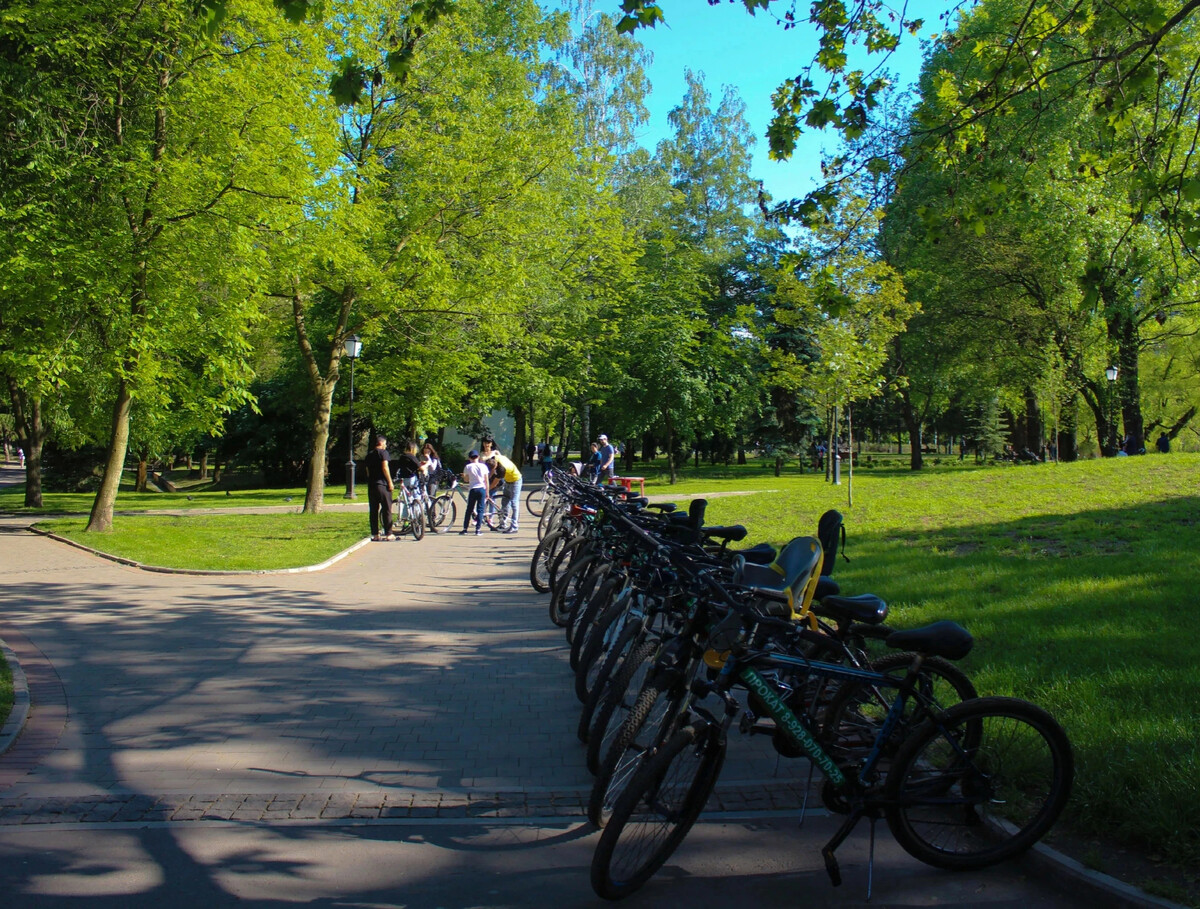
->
{"left": 597, "top": 434, "right": 616, "bottom": 483}
{"left": 17, "top": 447, "right": 24, "bottom": 468}
{"left": 461, "top": 450, "right": 489, "bottom": 535}
{"left": 365, "top": 436, "right": 395, "bottom": 541}
{"left": 585, "top": 442, "right": 600, "bottom": 483}
{"left": 539, "top": 442, "right": 553, "bottom": 477}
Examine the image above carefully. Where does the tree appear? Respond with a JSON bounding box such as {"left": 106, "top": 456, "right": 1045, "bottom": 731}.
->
{"left": 1, "top": 0, "right": 315, "bottom": 527}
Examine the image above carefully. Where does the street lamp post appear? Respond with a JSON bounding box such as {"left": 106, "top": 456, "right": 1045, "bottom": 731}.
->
{"left": 344, "top": 334, "right": 362, "bottom": 498}
{"left": 1105, "top": 364, "right": 1119, "bottom": 456}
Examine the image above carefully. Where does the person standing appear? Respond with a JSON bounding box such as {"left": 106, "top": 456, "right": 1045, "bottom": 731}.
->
{"left": 365, "top": 436, "right": 395, "bottom": 541}
{"left": 461, "top": 450, "right": 489, "bottom": 535}
{"left": 485, "top": 447, "right": 523, "bottom": 533}
{"left": 597, "top": 434, "right": 616, "bottom": 483}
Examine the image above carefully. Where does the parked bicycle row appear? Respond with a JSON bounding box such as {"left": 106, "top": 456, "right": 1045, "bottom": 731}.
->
{"left": 524, "top": 470, "right": 1074, "bottom": 901}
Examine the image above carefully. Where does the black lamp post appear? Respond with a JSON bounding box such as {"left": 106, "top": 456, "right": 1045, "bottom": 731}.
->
{"left": 344, "top": 334, "right": 362, "bottom": 498}
{"left": 1105, "top": 364, "right": 1119, "bottom": 456}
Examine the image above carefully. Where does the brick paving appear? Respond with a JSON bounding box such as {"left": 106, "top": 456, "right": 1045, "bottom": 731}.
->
{"left": 0, "top": 505, "right": 813, "bottom": 827}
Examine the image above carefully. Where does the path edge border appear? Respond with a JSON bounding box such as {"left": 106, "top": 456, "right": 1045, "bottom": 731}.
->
{"left": 0, "top": 638, "right": 31, "bottom": 757}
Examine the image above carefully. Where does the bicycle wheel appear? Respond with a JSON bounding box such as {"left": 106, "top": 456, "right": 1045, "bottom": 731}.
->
{"left": 431, "top": 493, "right": 456, "bottom": 530}
{"left": 483, "top": 498, "right": 503, "bottom": 531}
{"left": 575, "top": 585, "right": 630, "bottom": 702}
{"left": 589, "top": 677, "right": 689, "bottom": 827}
{"left": 570, "top": 572, "right": 621, "bottom": 672}
{"left": 590, "top": 723, "right": 725, "bottom": 900}
{"left": 578, "top": 617, "right": 645, "bottom": 744}
{"left": 822, "top": 653, "right": 977, "bottom": 765}
{"left": 525, "top": 485, "right": 550, "bottom": 517}
{"left": 529, "top": 529, "right": 566, "bottom": 594}
{"left": 884, "top": 696, "right": 1073, "bottom": 870}
{"left": 548, "top": 537, "right": 588, "bottom": 595}
{"left": 583, "top": 635, "right": 657, "bottom": 759}
{"left": 409, "top": 500, "right": 425, "bottom": 541}
{"left": 547, "top": 554, "right": 588, "bottom": 627}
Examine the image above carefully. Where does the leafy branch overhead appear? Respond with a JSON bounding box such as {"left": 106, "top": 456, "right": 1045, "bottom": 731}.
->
{"left": 615, "top": 0, "right": 1200, "bottom": 238}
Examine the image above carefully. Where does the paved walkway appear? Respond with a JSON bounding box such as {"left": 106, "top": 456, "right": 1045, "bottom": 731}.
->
{"left": 0, "top": 465, "right": 1132, "bottom": 907}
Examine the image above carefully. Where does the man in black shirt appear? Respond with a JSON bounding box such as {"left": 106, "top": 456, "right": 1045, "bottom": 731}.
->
{"left": 365, "top": 435, "right": 395, "bottom": 541}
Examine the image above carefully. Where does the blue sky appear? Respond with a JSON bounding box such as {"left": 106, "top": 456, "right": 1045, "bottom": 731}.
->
{"left": 625, "top": 3, "right": 931, "bottom": 204}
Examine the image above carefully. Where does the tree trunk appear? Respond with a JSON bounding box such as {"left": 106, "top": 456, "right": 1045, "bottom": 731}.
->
{"left": 198, "top": 450, "right": 209, "bottom": 480}
{"left": 303, "top": 381, "right": 335, "bottom": 513}
{"left": 512, "top": 404, "right": 526, "bottom": 466}
{"left": 900, "top": 390, "right": 924, "bottom": 470}
{"left": 641, "top": 433, "right": 655, "bottom": 463}
{"left": 1115, "top": 314, "right": 1144, "bottom": 453}
{"left": 580, "top": 401, "right": 591, "bottom": 459}
{"left": 136, "top": 451, "right": 149, "bottom": 493}
{"left": 6, "top": 377, "right": 46, "bottom": 508}
{"left": 87, "top": 378, "right": 134, "bottom": 532}
{"left": 665, "top": 409, "right": 677, "bottom": 485}
{"left": 291, "top": 282, "right": 350, "bottom": 513}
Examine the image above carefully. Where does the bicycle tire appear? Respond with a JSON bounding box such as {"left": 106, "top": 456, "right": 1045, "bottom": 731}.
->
{"left": 409, "top": 502, "right": 424, "bottom": 541}
{"left": 589, "top": 677, "right": 688, "bottom": 827}
{"left": 570, "top": 573, "right": 622, "bottom": 673}
{"left": 548, "top": 537, "right": 588, "bottom": 595}
{"left": 585, "top": 639, "right": 658, "bottom": 774}
{"left": 529, "top": 529, "right": 566, "bottom": 594}
{"left": 578, "top": 617, "right": 645, "bottom": 744}
{"left": 431, "top": 493, "right": 456, "bottom": 530}
{"left": 566, "top": 561, "right": 610, "bottom": 650}
{"left": 483, "top": 497, "right": 503, "bottom": 531}
{"left": 549, "top": 555, "right": 594, "bottom": 628}
{"left": 884, "top": 695, "right": 1073, "bottom": 870}
{"left": 575, "top": 586, "right": 631, "bottom": 703}
{"left": 525, "top": 485, "right": 550, "bottom": 517}
{"left": 590, "top": 722, "right": 725, "bottom": 900}
{"left": 821, "top": 652, "right": 978, "bottom": 765}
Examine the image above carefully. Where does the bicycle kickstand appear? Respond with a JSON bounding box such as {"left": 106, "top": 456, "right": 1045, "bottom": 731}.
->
{"left": 820, "top": 808, "right": 863, "bottom": 887}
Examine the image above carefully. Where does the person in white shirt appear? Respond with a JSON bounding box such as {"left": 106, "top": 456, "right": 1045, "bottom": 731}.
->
{"left": 461, "top": 450, "right": 490, "bottom": 535}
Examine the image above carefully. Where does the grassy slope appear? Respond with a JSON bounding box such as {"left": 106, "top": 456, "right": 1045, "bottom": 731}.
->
{"left": 652, "top": 454, "right": 1200, "bottom": 863}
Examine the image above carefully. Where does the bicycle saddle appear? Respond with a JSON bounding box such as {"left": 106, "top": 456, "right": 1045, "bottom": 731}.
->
{"left": 814, "top": 593, "right": 887, "bottom": 626}
{"left": 885, "top": 620, "right": 973, "bottom": 660}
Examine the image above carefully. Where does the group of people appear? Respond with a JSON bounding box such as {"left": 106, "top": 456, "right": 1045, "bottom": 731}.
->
{"left": 582, "top": 434, "right": 616, "bottom": 484}
{"left": 362, "top": 433, "right": 527, "bottom": 541}
{"left": 364, "top": 436, "right": 444, "bottom": 541}
{"left": 460, "top": 438, "right": 522, "bottom": 535}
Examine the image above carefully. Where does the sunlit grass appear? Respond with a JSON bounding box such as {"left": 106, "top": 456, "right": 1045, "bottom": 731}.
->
{"left": 35, "top": 512, "right": 367, "bottom": 571}
{"left": 659, "top": 453, "right": 1200, "bottom": 864}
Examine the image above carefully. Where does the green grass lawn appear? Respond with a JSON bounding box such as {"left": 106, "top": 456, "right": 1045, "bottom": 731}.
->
{"left": 34, "top": 512, "right": 367, "bottom": 571}
{"left": 649, "top": 453, "right": 1200, "bottom": 868}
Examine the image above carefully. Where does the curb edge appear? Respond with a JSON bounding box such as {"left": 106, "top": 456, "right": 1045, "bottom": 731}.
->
{"left": 0, "top": 638, "right": 31, "bottom": 756}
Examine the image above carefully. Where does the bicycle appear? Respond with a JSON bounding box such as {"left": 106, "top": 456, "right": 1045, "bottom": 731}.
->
{"left": 391, "top": 480, "right": 426, "bottom": 541}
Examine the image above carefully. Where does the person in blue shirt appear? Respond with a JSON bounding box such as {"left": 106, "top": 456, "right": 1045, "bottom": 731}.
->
{"left": 597, "top": 434, "right": 616, "bottom": 483}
